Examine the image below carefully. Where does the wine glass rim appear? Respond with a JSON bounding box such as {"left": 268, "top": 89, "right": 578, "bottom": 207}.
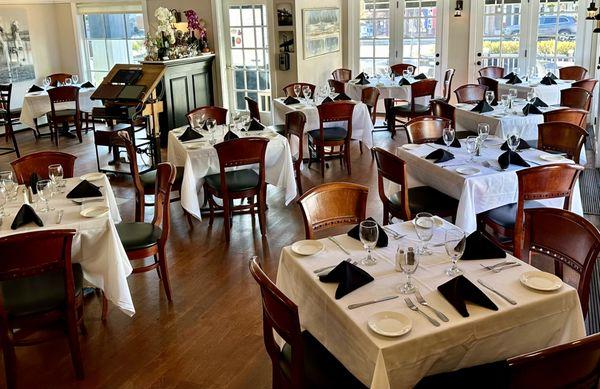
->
{"left": 360, "top": 220, "right": 378, "bottom": 227}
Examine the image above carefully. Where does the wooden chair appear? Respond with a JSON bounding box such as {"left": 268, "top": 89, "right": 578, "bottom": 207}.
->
{"left": 244, "top": 96, "right": 260, "bottom": 122}
{"left": 0, "top": 84, "right": 19, "bottom": 158}
{"left": 389, "top": 79, "right": 437, "bottom": 133}
{"left": 327, "top": 79, "right": 345, "bottom": 94}
{"left": 47, "top": 86, "right": 82, "bottom": 145}
{"left": 298, "top": 182, "right": 368, "bottom": 239}
{"left": 48, "top": 73, "right": 73, "bottom": 87}
{"left": 479, "top": 163, "right": 584, "bottom": 253}
{"left": 559, "top": 66, "right": 587, "bottom": 81}
{"left": 331, "top": 68, "right": 352, "bottom": 82}
{"left": 560, "top": 87, "right": 592, "bottom": 111}
{"left": 283, "top": 83, "right": 316, "bottom": 98}
{"left": 203, "top": 137, "right": 268, "bottom": 242}
{"left": 519, "top": 208, "right": 600, "bottom": 317}
{"left": 438, "top": 68, "right": 455, "bottom": 103}
{"left": 308, "top": 102, "right": 355, "bottom": 178}
{"left": 572, "top": 78, "right": 598, "bottom": 95}
{"left": 543, "top": 108, "right": 587, "bottom": 127}
{"left": 285, "top": 111, "right": 306, "bottom": 196}
{"left": 477, "top": 77, "right": 499, "bottom": 104}
{"left": 249, "top": 257, "right": 366, "bottom": 389}
{"left": 186, "top": 106, "right": 228, "bottom": 126}
{"left": 478, "top": 66, "right": 504, "bottom": 79}
{"left": 373, "top": 147, "right": 458, "bottom": 225}
{"left": 454, "top": 84, "right": 488, "bottom": 104}
{"left": 0, "top": 230, "right": 85, "bottom": 388}
{"left": 11, "top": 151, "right": 76, "bottom": 184}
{"left": 360, "top": 87, "right": 380, "bottom": 155}
{"left": 430, "top": 99, "right": 456, "bottom": 128}
{"left": 405, "top": 116, "right": 452, "bottom": 144}
{"left": 537, "top": 122, "right": 587, "bottom": 164}
{"left": 390, "top": 63, "right": 417, "bottom": 76}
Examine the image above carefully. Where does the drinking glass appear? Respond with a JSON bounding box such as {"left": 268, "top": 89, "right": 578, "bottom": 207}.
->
{"left": 37, "top": 180, "right": 53, "bottom": 212}
{"left": 527, "top": 90, "right": 536, "bottom": 102}
{"left": 293, "top": 84, "right": 301, "bottom": 99}
{"left": 0, "top": 171, "right": 16, "bottom": 201}
{"left": 48, "top": 164, "right": 65, "bottom": 194}
{"left": 407, "top": 66, "right": 414, "bottom": 76}
{"left": 206, "top": 118, "right": 217, "bottom": 145}
{"left": 477, "top": 123, "right": 490, "bottom": 146}
{"left": 442, "top": 127, "right": 455, "bottom": 150}
{"left": 0, "top": 186, "right": 6, "bottom": 217}
{"left": 402, "top": 70, "right": 409, "bottom": 79}
{"left": 302, "top": 86, "right": 312, "bottom": 104}
{"left": 194, "top": 114, "right": 206, "bottom": 131}
{"left": 72, "top": 74, "right": 79, "bottom": 84}
{"left": 530, "top": 66, "right": 538, "bottom": 79}
{"left": 360, "top": 220, "right": 379, "bottom": 266}
{"left": 508, "top": 88, "right": 517, "bottom": 100}
{"left": 42, "top": 77, "right": 51, "bottom": 90}
{"left": 445, "top": 229, "right": 466, "bottom": 276}
{"left": 485, "top": 91, "right": 495, "bottom": 106}
{"left": 397, "top": 246, "right": 419, "bottom": 294}
{"left": 500, "top": 94, "right": 509, "bottom": 113}
{"left": 414, "top": 212, "right": 434, "bottom": 255}
{"left": 514, "top": 67, "right": 521, "bottom": 77}
{"left": 65, "top": 78, "right": 72, "bottom": 86}
{"left": 329, "top": 86, "right": 336, "bottom": 98}
{"left": 507, "top": 132, "right": 520, "bottom": 152}
{"left": 466, "top": 136, "right": 478, "bottom": 162}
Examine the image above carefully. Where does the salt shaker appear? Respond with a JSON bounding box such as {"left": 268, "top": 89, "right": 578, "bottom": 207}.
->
{"left": 395, "top": 247, "right": 404, "bottom": 272}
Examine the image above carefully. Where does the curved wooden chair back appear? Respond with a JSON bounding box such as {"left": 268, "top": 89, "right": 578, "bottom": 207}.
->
{"left": 249, "top": 256, "right": 305, "bottom": 389}
{"left": 285, "top": 111, "right": 306, "bottom": 166}
{"left": 411, "top": 79, "right": 437, "bottom": 99}
{"left": 543, "top": 108, "right": 587, "bottom": 127}
{"left": 391, "top": 63, "right": 416, "bottom": 76}
{"left": 441, "top": 68, "right": 455, "bottom": 102}
{"left": 331, "top": 68, "right": 352, "bottom": 82}
{"left": 405, "top": 116, "right": 451, "bottom": 144}
{"left": 454, "top": 84, "right": 488, "bottom": 104}
{"left": 328, "top": 79, "right": 345, "bottom": 94}
{"left": 561, "top": 87, "right": 592, "bottom": 111}
{"left": 316, "top": 102, "right": 355, "bottom": 142}
{"left": 559, "top": 66, "right": 588, "bottom": 81}
{"left": 214, "top": 137, "right": 268, "bottom": 197}
{"left": 361, "top": 87, "right": 380, "bottom": 125}
{"left": 477, "top": 77, "right": 498, "bottom": 104}
{"left": 478, "top": 66, "right": 504, "bottom": 79}
{"left": 373, "top": 147, "right": 410, "bottom": 221}
{"left": 518, "top": 209, "right": 600, "bottom": 318}
{"left": 0, "top": 83, "right": 11, "bottom": 113}
{"left": 114, "top": 131, "right": 145, "bottom": 221}
{"left": 283, "top": 83, "right": 316, "bottom": 97}
{"left": 572, "top": 79, "right": 598, "bottom": 95}
{"left": 537, "top": 122, "right": 587, "bottom": 164}
{"left": 430, "top": 99, "right": 456, "bottom": 128}
{"left": 48, "top": 73, "right": 73, "bottom": 86}
{"left": 187, "top": 106, "right": 228, "bottom": 126}
{"left": 11, "top": 151, "right": 76, "bottom": 184}
{"left": 298, "top": 182, "right": 368, "bottom": 239}
{"left": 47, "top": 86, "right": 80, "bottom": 116}
{"left": 244, "top": 97, "right": 260, "bottom": 122}
{"left": 153, "top": 162, "right": 176, "bottom": 244}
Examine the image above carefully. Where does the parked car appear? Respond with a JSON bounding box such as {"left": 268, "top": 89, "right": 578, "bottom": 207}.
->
{"left": 504, "top": 15, "right": 577, "bottom": 41}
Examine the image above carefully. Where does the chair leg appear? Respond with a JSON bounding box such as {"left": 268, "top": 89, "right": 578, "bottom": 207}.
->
{"left": 258, "top": 186, "right": 267, "bottom": 236}
{"left": 158, "top": 244, "right": 172, "bottom": 301}
{"left": 319, "top": 145, "right": 325, "bottom": 178}
{"left": 2, "top": 341, "right": 16, "bottom": 389}
{"left": 101, "top": 294, "right": 108, "bottom": 322}
{"left": 383, "top": 204, "right": 390, "bottom": 226}
{"left": 345, "top": 142, "right": 352, "bottom": 175}
{"left": 65, "top": 307, "right": 84, "bottom": 379}
{"left": 75, "top": 118, "right": 82, "bottom": 143}
{"left": 295, "top": 167, "right": 303, "bottom": 195}
{"left": 359, "top": 140, "right": 363, "bottom": 154}
{"left": 223, "top": 198, "right": 231, "bottom": 242}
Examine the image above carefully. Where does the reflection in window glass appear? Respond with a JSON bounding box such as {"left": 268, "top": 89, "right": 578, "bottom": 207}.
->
{"left": 359, "top": 0, "right": 390, "bottom": 76}
{"left": 402, "top": 1, "right": 438, "bottom": 78}
{"left": 481, "top": 0, "right": 522, "bottom": 72}
{"left": 535, "top": 0, "right": 577, "bottom": 73}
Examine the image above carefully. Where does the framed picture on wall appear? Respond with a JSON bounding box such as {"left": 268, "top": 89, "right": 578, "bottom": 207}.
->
{"left": 277, "top": 3, "right": 293, "bottom": 27}
{"left": 302, "top": 8, "right": 340, "bottom": 59}
{"left": 0, "top": 9, "right": 36, "bottom": 83}
{"left": 278, "top": 31, "right": 294, "bottom": 53}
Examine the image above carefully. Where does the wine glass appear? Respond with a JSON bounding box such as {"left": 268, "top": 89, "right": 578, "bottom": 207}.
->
{"left": 0, "top": 171, "right": 16, "bottom": 201}
{"left": 501, "top": 94, "right": 509, "bottom": 113}
{"left": 206, "top": 118, "right": 217, "bottom": 145}
{"left": 402, "top": 69, "right": 409, "bottom": 79}
{"left": 407, "top": 66, "right": 414, "bottom": 77}
{"left": 359, "top": 220, "right": 379, "bottom": 266}
{"left": 37, "top": 180, "right": 53, "bottom": 212}
{"left": 48, "top": 164, "right": 64, "bottom": 194}
{"left": 445, "top": 229, "right": 466, "bottom": 276}
{"left": 302, "top": 86, "right": 312, "bottom": 104}
{"left": 397, "top": 246, "right": 419, "bottom": 294}
{"left": 42, "top": 77, "right": 51, "bottom": 90}
{"left": 507, "top": 132, "right": 520, "bottom": 152}
{"left": 0, "top": 186, "right": 7, "bottom": 217}
{"left": 485, "top": 91, "right": 495, "bottom": 106}
{"left": 72, "top": 74, "right": 79, "bottom": 84}
{"left": 466, "top": 136, "right": 478, "bottom": 162}
{"left": 414, "top": 212, "right": 434, "bottom": 255}
{"left": 293, "top": 84, "right": 301, "bottom": 99}
{"left": 477, "top": 123, "right": 490, "bottom": 146}
{"left": 65, "top": 78, "right": 72, "bottom": 86}
{"left": 527, "top": 90, "right": 536, "bottom": 102}
{"left": 442, "top": 127, "right": 455, "bottom": 150}
{"left": 514, "top": 67, "right": 521, "bottom": 77}
{"left": 194, "top": 113, "right": 206, "bottom": 132}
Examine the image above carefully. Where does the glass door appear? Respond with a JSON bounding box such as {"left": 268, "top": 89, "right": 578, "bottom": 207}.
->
{"left": 401, "top": 0, "right": 442, "bottom": 79}
{"left": 359, "top": 0, "right": 391, "bottom": 76}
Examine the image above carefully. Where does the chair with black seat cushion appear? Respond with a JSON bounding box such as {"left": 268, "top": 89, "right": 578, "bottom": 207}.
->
{"left": 360, "top": 86, "right": 380, "bottom": 155}
{"left": 11, "top": 151, "right": 76, "bottom": 184}
{"left": 332, "top": 68, "right": 352, "bottom": 82}
{"left": 47, "top": 86, "right": 82, "bottom": 145}
{"left": 477, "top": 77, "right": 498, "bottom": 104}
{"left": 388, "top": 79, "right": 437, "bottom": 134}
{"left": 478, "top": 66, "right": 504, "bottom": 79}
{"left": 559, "top": 66, "right": 587, "bottom": 81}
{"left": 479, "top": 163, "right": 584, "bottom": 253}
{"left": 0, "top": 84, "right": 20, "bottom": 158}
{"left": 454, "top": 84, "right": 488, "bottom": 104}
{"left": 405, "top": 116, "right": 451, "bottom": 144}
{"left": 561, "top": 87, "right": 592, "bottom": 111}
{"left": 203, "top": 137, "right": 269, "bottom": 242}
{"left": 186, "top": 106, "right": 228, "bottom": 126}
{"left": 373, "top": 147, "right": 458, "bottom": 224}
{"left": 283, "top": 83, "right": 316, "bottom": 98}
{"left": 249, "top": 257, "right": 367, "bottom": 389}
{"left": 538, "top": 122, "right": 587, "bottom": 164}
{"left": 308, "top": 102, "right": 355, "bottom": 178}
{"left": 0, "top": 230, "right": 85, "bottom": 389}
{"left": 285, "top": 111, "right": 306, "bottom": 195}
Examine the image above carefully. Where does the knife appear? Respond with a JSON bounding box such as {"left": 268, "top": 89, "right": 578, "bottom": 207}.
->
{"left": 328, "top": 237, "right": 351, "bottom": 255}
{"left": 477, "top": 279, "right": 517, "bottom": 305}
{"left": 348, "top": 296, "right": 398, "bottom": 310}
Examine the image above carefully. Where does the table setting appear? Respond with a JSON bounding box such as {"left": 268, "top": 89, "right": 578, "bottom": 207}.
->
{"left": 345, "top": 67, "right": 431, "bottom": 101}
{"left": 496, "top": 70, "right": 572, "bottom": 106}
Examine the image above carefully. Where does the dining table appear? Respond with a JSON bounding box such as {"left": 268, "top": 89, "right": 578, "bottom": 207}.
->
{"left": 276, "top": 219, "right": 585, "bottom": 388}
{"left": 0, "top": 175, "right": 135, "bottom": 316}
{"left": 394, "top": 137, "right": 584, "bottom": 234}
{"left": 496, "top": 77, "right": 573, "bottom": 106}
{"left": 345, "top": 76, "right": 416, "bottom": 101}
{"left": 166, "top": 125, "right": 297, "bottom": 220}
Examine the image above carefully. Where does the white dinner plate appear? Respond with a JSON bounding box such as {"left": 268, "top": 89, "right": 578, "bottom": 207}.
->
{"left": 539, "top": 154, "right": 567, "bottom": 162}
{"left": 80, "top": 172, "right": 105, "bottom": 181}
{"left": 291, "top": 240, "right": 324, "bottom": 256}
{"left": 455, "top": 166, "right": 480, "bottom": 176}
{"left": 80, "top": 205, "right": 109, "bottom": 218}
{"left": 520, "top": 271, "right": 563, "bottom": 292}
{"left": 368, "top": 311, "right": 412, "bottom": 337}
{"left": 455, "top": 103, "right": 469, "bottom": 108}
{"left": 401, "top": 143, "right": 421, "bottom": 150}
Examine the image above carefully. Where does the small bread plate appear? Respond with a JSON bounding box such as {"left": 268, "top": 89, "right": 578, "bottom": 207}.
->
{"left": 80, "top": 172, "right": 105, "bottom": 181}
{"left": 368, "top": 311, "right": 412, "bottom": 337}
{"left": 291, "top": 240, "right": 325, "bottom": 256}
{"left": 520, "top": 270, "right": 562, "bottom": 292}
{"left": 539, "top": 154, "right": 567, "bottom": 162}
{"left": 80, "top": 205, "right": 109, "bottom": 218}
{"left": 186, "top": 143, "right": 204, "bottom": 150}
{"left": 401, "top": 143, "right": 422, "bottom": 150}
{"left": 455, "top": 166, "right": 480, "bottom": 176}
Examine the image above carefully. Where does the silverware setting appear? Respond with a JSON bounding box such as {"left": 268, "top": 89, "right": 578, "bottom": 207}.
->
{"left": 383, "top": 226, "right": 406, "bottom": 240}
{"left": 313, "top": 258, "right": 352, "bottom": 274}
{"left": 477, "top": 279, "right": 517, "bottom": 305}
{"left": 480, "top": 261, "right": 522, "bottom": 273}
{"left": 328, "top": 236, "right": 351, "bottom": 255}
{"left": 405, "top": 297, "right": 440, "bottom": 326}
{"left": 415, "top": 291, "right": 449, "bottom": 322}
{"left": 56, "top": 210, "right": 64, "bottom": 224}
{"left": 348, "top": 295, "right": 398, "bottom": 310}
{"left": 70, "top": 198, "right": 104, "bottom": 205}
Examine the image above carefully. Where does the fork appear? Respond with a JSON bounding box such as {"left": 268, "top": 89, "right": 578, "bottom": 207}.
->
{"left": 415, "top": 291, "right": 449, "bottom": 322}
{"left": 313, "top": 258, "right": 352, "bottom": 274}
{"left": 383, "top": 226, "right": 405, "bottom": 240}
{"left": 405, "top": 297, "right": 440, "bottom": 327}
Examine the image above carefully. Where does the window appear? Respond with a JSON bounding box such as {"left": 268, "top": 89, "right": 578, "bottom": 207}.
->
{"left": 535, "top": 0, "right": 578, "bottom": 73}
{"left": 359, "top": 0, "right": 390, "bottom": 76}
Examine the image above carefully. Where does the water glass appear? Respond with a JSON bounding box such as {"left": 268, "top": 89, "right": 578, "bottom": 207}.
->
{"left": 0, "top": 186, "right": 7, "bottom": 217}
{"left": 207, "top": 118, "right": 217, "bottom": 145}
{"left": 0, "top": 171, "right": 16, "bottom": 201}
{"left": 195, "top": 114, "right": 206, "bottom": 131}
{"left": 414, "top": 212, "right": 434, "bottom": 255}
{"left": 72, "top": 74, "right": 79, "bottom": 84}
{"left": 407, "top": 66, "right": 414, "bottom": 76}
{"left": 466, "top": 136, "right": 478, "bottom": 162}
{"left": 293, "top": 84, "right": 301, "bottom": 99}
{"left": 402, "top": 70, "right": 409, "bottom": 79}
{"left": 485, "top": 91, "right": 495, "bottom": 106}
{"left": 397, "top": 246, "right": 419, "bottom": 294}
{"left": 37, "top": 180, "right": 53, "bottom": 212}
{"left": 65, "top": 78, "right": 73, "bottom": 86}
{"left": 42, "top": 77, "right": 51, "bottom": 90}
{"left": 527, "top": 90, "right": 536, "bottom": 102}
{"left": 442, "top": 127, "right": 455, "bottom": 150}
{"left": 360, "top": 220, "right": 379, "bottom": 266}
{"left": 507, "top": 133, "right": 520, "bottom": 152}
{"left": 48, "top": 164, "right": 65, "bottom": 194}
{"left": 477, "top": 123, "right": 490, "bottom": 146}
{"left": 508, "top": 88, "right": 517, "bottom": 100}
{"left": 445, "top": 229, "right": 466, "bottom": 276}
{"left": 302, "top": 86, "right": 312, "bottom": 104}
{"left": 500, "top": 94, "right": 509, "bottom": 112}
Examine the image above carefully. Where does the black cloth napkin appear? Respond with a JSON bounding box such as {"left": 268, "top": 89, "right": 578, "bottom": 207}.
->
{"left": 28, "top": 85, "right": 43, "bottom": 93}
{"left": 425, "top": 148, "right": 455, "bottom": 163}
{"left": 283, "top": 96, "right": 300, "bottom": 105}
{"left": 355, "top": 72, "right": 370, "bottom": 85}
{"left": 247, "top": 118, "right": 265, "bottom": 131}
{"left": 398, "top": 78, "right": 411, "bottom": 86}
{"left": 522, "top": 103, "right": 543, "bottom": 116}
{"left": 461, "top": 231, "right": 507, "bottom": 260}
{"left": 178, "top": 127, "right": 203, "bottom": 141}
{"left": 502, "top": 72, "right": 514, "bottom": 80}
{"left": 334, "top": 92, "right": 351, "bottom": 101}
{"left": 540, "top": 76, "right": 557, "bottom": 85}
{"left": 414, "top": 73, "right": 427, "bottom": 80}
{"left": 500, "top": 138, "right": 531, "bottom": 151}
{"left": 223, "top": 130, "right": 239, "bottom": 141}
{"left": 347, "top": 217, "right": 388, "bottom": 248}
{"left": 549, "top": 72, "right": 558, "bottom": 80}
{"left": 80, "top": 81, "right": 95, "bottom": 88}
{"left": 11, "top": 204, "right": 44, "bottom": 230}
{"left": 29, "top": 173, "right": 40, "bottom": 194}
{"left": 322, "top": 96, "right": 334, "bottom": 103}
{"left": 530, "top": 97, "right": 548, "bottom": 108}
{"left": 505, "top": 74, "right": 522, "bottom": 85}
{"left": 66, "top": 180, "right": 102, "bottom": 199}
{"left": 355, "top": 72, "right": 369, "bottom": 80}
{"left": 434, "top": 136, "right": 461, "bottom": 148}
{"left": 319, "top": 261, "right": 374, "bottom": 299}
{"left": 437, "top": 275, "right": 499, "bottom": 317}
{"left": 470, "top": 100, "right": 494, "bottom": 114}
{"left": 498, "top": 150, "right": 530, "bottom": 170}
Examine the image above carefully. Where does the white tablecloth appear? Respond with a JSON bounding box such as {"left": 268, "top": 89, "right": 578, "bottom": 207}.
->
{"left": 395, "top": 139, "right": 584, "bottom": 233}
{"left": 345, "top": 77, "right": 412, "bottom": 101}
{"left": 0, "top": 176, "right": 134, "bottom": 316}
{"left": 497, "top": 78, "right": 572, "bottom": 106}
{"left": 276, "top": 220, "right": 585, "bottom": 388}
{"left": 19, "top": 87, "right": 101, "bottom": 129}
{"left": 166, "top": 126, "right": 297, "bottom": 220}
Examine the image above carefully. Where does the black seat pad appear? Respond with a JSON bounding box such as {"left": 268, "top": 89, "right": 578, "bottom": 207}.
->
{"left": 204, "top": 169, "right": 260, "bottom": 192}
{"left": 484, "top": 201, "right": 546, "bottom": 228}
{"left": 391, "top": 104, "right": 430, "bottom": 114}
{"left": 116, "top": 222, "right": 162, "bottom": 251}
{"left": 140, "top": 166, "right": 184, "bottom": 192}
{"left": 308, "top": 126, "right": 347, "bottom": 141}
{"left": 389, "top": 186, "right": 458, "bottom": 215}
{"left": 272, "top": 124, "right": 286, "bottom": 135}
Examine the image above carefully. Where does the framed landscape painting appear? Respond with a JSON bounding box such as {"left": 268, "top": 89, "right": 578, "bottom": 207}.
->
{"left": 0, "top": 9, "right": 35, "bottom": 83}
{"left": 302, "top": 8, "right": 340, "bottom": 59}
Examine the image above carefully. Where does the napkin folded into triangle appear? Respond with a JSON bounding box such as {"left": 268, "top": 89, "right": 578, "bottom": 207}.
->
{"left": 178, "top": 127, "right": 203, "bottom": 141}
{"left": 530, "top": 97, "right": 548, "bottom": 108}
{"left": 437, "top": 275, "right": 499, "bottom": 317}
{"left": 498, "top": 150, "right": 530, "bottom": 170}
{"left": 66, "top": 180, "right": 102, "bottom": 199}
{"left": 11, "top": 204, "right": 44, "bottom": 230}
{"left": 319, "top": 261, "right": 374, "bottom": 299}
{"left": 283, "top": 96, "right": 300, "bottom": 105}
{"left": 522, "top": 103, "right": 543, "bottom": 116}
{"left": 347, "top": 217, "right": 388, "bottom": 248}
{"left": 425, "top": 148, "right": 455, "bottom": 163}
{"left": 247, "top": 118, "right": 266, "bottom": 131}
{"left": 540, "top": 76, "right": 557, "bottom": 85}
{"left": 460, "top": 231, "right": 507, "bottom": 260}
{"left": 414, "top": 73, "right": 427, "bottom": 80}
{"left": 355, "top": 72, "right": 370, "bottom": 85}
{"left": 29, "top": 173, "right": 40, "bottom": 194}
{"left": 398, "top": 78, "right": 411, "bottom": 86}
{"left": 470, "top": 100, "right": 494, "bottom": 114}
{"left": 500, "top": 138, "right": 531, "bottom": 151}
{"left": 322, "top": 96, "right": 334, "bottom": 103}
{"left": 355, "top": 72, "right": 369, "bottom": 80}
{"left": 28, "top": 85, "right": 44, "bottom": 93}
{"left": 223, "top": 130, "right": 239, "bottom": 141}
{"left": 548, "top": 72, "right": 558, "bottom": 80}
{"left": 80, "top": 81, "right": 95, "bottom": 88}
{"left": 502, "top": 72, "right": 515, "bottom": 80}
{"left": 334, "top": 92, "right": 351, "bottom": 101}
{"left": 505, "top": 74, "right": 522, "bottom": 85}
{"left": 434, "top": 137, "right": 461, "bottom": 148}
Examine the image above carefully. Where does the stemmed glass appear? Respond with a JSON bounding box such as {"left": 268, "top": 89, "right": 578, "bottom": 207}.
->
{"left": 527, "top": 90, "right": 536, "bottom": 102}
{"left": 37, "top": 180, "right": 53, "bottom": 212}
{"left": 485, "top": 91, "right": 495, "bottom": 106}
{"left": 397, "top": 246, "right": 419, "bottom": 294}
{"left": 48, "top": 164, "right": 65, "bottom": 194}
{"left": 194, "top": 114, "right": 206, "bottom": 132}
{"left": 442, "top": 127, "right": 455, "bottom": 150}
{"left": 65, "top": 78, "right": 73, "bottom": 86}
{"left": 42, "top": 77, "right": 51, "bottom": 90}
{"left": 445, "top": 229, "right": 466, "bottom": 276}
{"left": 414, "top": 212, "right": 434, "bottom": 255}
{"left": 407, "top": 66, "right": 414, "bottom": 77}
{"left": 72, "top": 74, "right": 79, "bottom": 84}
{"left": 466, "top": 136, "right": 478, "bottom": 162}
{"left": 477, "top": 123, "right": 490, "bottom": 147}
{"left": 302, "top": 85, "right": 312, "bottom": 105}
{"left": 359, "top": 220, "right": 379, "bottom": 266}
{"left": 0, "top": 186, "right": 7, "bottom": 217}
{"left": 206, "top": 118, "right": 217, "bottom": 145}
{"left": 402, "top": 69, "right": 409, "bottom": 79}
{"left": 501, "top": 94, "right": 509, "bottom": 113}
{"left": 507, "top": 132, "right": 520, "bottom": 152}
{"left": 293, "top": 84, "right": 301, "bottom": 100}
{"left": 0, "top": 171, "right": 17, "bottom": 201}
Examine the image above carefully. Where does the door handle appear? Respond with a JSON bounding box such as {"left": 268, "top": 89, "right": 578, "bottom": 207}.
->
{"left": 477, "top": 52, "right": 482, "bottom": 57}
{"left": 476, "top": 61, "right": 482, "bottom": 66}
{"left": 435, "top": 53, "right": 440, "bottom": 58}
{"left": 435, "top": 61, "right": 440, "bottom": 66}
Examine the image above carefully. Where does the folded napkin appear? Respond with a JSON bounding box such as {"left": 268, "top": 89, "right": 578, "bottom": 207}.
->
{"left": 498, "top": 150, "right": 530, "bottom": 170}
{"left": 319, "top": 261, "right": 374, "bottom": 299}
{"left": 355, "top": 72, "right": 369, "bottom": 80}
{"left": 461, "top": 231, "right": 507, "bottom": 260}
{"left": 414, "top": 73, "right": 427, "bottom": 80}
{"left": 178, "top": 127, "right": 203, "bottom": 141}
{"left": 29, "top": 173, "right": 40, "bottom": 194}
{"left": 334, "top": 92, "right": 351, "bottom": 101}
{"left": 322, "top": 96, "right": 334, "bottom": 104}
{"left": 28, "top": 85, "right": 43, "bottom": 93}
{"left": 502, "top": 72, "right": 515, "bottom": 80}
{"left": 11, "top": 204, "right": 44, "bottom": 230}
{"left": 425, "top": 148, "right": 455, "bottom": 163}
{"left": 66, "top": 180, "right": 102, "bottom": 199}
{"left": 80, "top": 81, "right": 95, "bottom": 88}
{"left": 530, "top": 97, "right": 548, "bottom": 108}
{"left": 223, "top": 130, "right": 239, "bottom": 141}
{"left": 540, "top": 76, "right": 557, "bottom": 85}
{"left": 522, "top": 103, "right": 543, "bottom": 116}
{"left": 247, "top": 118, "right": 265, "bottom": 131}
{"left": 500, "top": 138, "right": 531, "bottom": 151}
{"left": 283, "top": 96, "right": 300, "bottom": 105}
{"left": 548, "top": 72, "right": 558, "bottom": 80}
{"left": 434, "top": 137, "right": 461, "bottom": 148}
{"left": 398, "top": 78, "right": 411, "bottom": 86}
{"left": 505, "top": 74, "right": 522, "bottom": 85}
{"left": 437, "top": 275, "right": 499, "bottom": 317}
{"left": 470, "top": 100, "right": 494, "bottom": 114}
{"left": 355, "top": 72, "right": 370, "bottom": 85}
{"left": 347, "top": 217, "right": 388, "bottom": 248}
